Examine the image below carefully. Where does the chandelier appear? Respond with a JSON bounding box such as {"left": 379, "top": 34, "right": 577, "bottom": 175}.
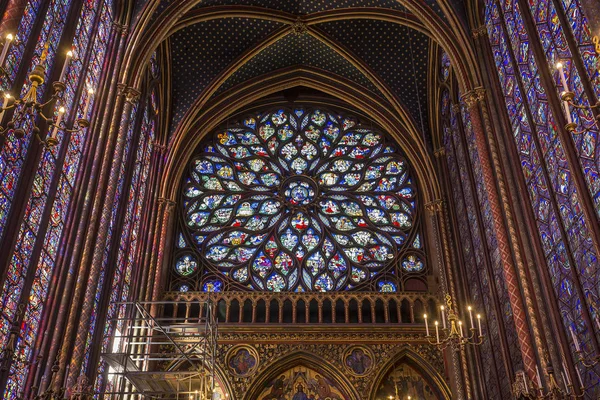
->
{"left": 423, "top": 294, "right": 484, "bottom": 350}
{"left": 0, "top": 28, "right": 92, "bottom": 148}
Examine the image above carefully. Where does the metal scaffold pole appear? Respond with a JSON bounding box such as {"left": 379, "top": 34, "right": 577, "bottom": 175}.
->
{"left": 100, "top": 299, "right": 218, "bottom": 399}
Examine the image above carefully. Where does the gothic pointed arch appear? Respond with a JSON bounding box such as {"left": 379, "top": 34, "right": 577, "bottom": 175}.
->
{"left": 243, "top": 351, "right": 360, "bottom": 400}
{"left": 369, "top": 347, "right": 452, "bottom": 400}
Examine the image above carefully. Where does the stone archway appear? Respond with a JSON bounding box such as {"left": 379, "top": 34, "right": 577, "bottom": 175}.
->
{"left": 244, "top": 352, "right": 359, "bottom": 400}
{"left": 370, "top": 349, "right": 452, "bottom": 400}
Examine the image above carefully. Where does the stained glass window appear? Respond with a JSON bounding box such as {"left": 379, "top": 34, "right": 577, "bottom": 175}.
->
{"left": 0, "top": 2, "right": 114, "bottom": 397}
{"left": 485, "top": 0, "right": 600, "bottom": 391}
{"left": 0, "top": 0, "right": 73, "bottom": 365}
{"left": 529, "top": 0, "right": 600, "bottom": 216}
{"left": 175, "top": 108, "right": 425, "bottom": 292}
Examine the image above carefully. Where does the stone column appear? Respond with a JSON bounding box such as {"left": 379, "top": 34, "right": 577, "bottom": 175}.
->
{"left": 461, "top": 88, "right": 538, "bottom": 381}
{"left": 149, "top": 198, "right": 176, "bottom": 315}
{"left": 425, "top": 200, "right": 466, "bottom": 400}
{"left": 63, "top": 85, "right": 140, "bottom": 392}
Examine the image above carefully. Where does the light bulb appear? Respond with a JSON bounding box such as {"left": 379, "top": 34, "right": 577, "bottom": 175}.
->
{"left": 556, "top": 61, "right": 563, "bottom": 69}
{"left": 6, "top": 34, "right": 13, "bottom": 41}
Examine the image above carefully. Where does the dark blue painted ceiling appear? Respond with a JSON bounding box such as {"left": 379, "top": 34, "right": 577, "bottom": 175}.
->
{"left": 212, "top": 32, "right": 384, "bottom": 98}
{"left": 170, "top": 17, "right": 284, "bottom": 128}
{"left": 163, "top": 1, "right": 448, "bottom": 137}
{"left": 191, "top": 0, "right": 407, "bottom": 14}
{"left": 317, "top": 19, "right": 430, "bottom": 136}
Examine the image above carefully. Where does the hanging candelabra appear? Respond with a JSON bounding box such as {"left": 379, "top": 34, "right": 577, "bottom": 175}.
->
{"left": 423, "top": 294, "right": 484, "bottom": 351}
{"left": 0, "top": 28, "right": 93, "bottom": 148}
{"left": 555, "top": 61, "right": 600, "bottom": 134}
{"left": 513, "top": 365, "right": 587, "bottom": 400}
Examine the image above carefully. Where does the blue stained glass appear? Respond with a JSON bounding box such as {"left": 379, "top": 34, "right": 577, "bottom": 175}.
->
{"left": 530, "top": 0, "right": 600, "bottom": 218}
{"left": 180, "top": 108, "right": 424, "bottom": 292}
{"left": 486, "top": 0, "right": 600, "bottom": 390}
{"left": 2, "top": 1, "right": 114, "bottom": 397}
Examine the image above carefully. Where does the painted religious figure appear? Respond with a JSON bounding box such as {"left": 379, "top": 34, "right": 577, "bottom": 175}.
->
{"left": 344, "top": 348, "right": 373, "bottom": 375}
{"left": 374, "top": 362, "right": 438, "bottom": 399}
{"left": 228, "top": 347, "right": 257, "bottom": 376}
{"left": 258, "top": 366, "right": 347, "bottom": 400}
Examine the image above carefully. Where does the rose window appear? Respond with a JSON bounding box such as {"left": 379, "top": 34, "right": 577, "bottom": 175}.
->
{"left": 176, "top": 108, "right": 425, "bottom": 292}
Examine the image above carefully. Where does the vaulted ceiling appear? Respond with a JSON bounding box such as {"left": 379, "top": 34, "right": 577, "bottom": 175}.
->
{"left": 140, "top": 0, "right": 471, "bottom": 144}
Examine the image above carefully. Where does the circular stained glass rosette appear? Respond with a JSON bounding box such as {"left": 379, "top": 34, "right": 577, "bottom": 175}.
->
{"left": 175, "top": 254, "right": 199, "bottom": 276}
{"left": 182, "top": 109, "right": 418, "bottom": 291}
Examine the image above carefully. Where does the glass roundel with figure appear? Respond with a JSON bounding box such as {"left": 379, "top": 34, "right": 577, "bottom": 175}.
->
{"left": 172, "top": 108, "right": 426, "bottom": 292}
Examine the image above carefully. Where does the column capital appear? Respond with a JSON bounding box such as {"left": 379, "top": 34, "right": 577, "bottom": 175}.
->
{"left": 460, "top": 87, "right": 486, "bottom": 107}
{"left": 434, "top": 147, "right": 446, "bottom": 158}
{"left": 111, "top": 21, "right": 128, "bottom": 35}
{"left": 151, "top": 141, "right": 167, "bottom": 154}
{"left": 472, "top": 25, "right": 488, "bottom": 39}
{"left": 157, "top": 197, "right": 176, "bottom": 210}
{"left": 116, "top": 84, "right": 141, "bottom": 104}
{"left": 425, "top": 199, "right": 444, "bottom": 214}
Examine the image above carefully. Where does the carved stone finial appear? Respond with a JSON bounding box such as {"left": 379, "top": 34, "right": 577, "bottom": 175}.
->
{"left": 292, "top": 18, "right": 307, "bottom": 35}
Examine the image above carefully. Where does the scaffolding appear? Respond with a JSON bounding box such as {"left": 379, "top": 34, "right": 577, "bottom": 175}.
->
{"left": 101, "top": 300, "right": 218, "bottom": 399}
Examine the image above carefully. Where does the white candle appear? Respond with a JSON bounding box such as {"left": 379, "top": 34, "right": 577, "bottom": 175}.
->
{"left": 468, "top": 306, "right": 474, "bottom": 330}
{"left": 82, "top": 88, "right": 94, "bottom": 119}
{"left": 58, "top": 50, "right": 73, "bottom": 83}
{"left": 561, "top": 372, "right": 571, "bottom": 394}
{"left": 562, "top": 361, "right": 571, "bottom": 386}
{"left": 51, "top": 106, "right": 65, "bottom": 140}
{"left": 458, "top": 321, "right": 464, "bottom": 337}
{"left": 523, "top": 372, "right": 529, "bottom": 393}
{"left": 63, "top": 364, "right": 69, "bottom": 387}
{"left": 0, "top": 34, "right": 14, "bottom": 66}
{"left": 435, "top": 321, "right": 440, "bottom": 344}
{"left": 556, "top": 62, "right": 570, "bottom": 92}
{"left": 424, "top": 314, "right": 430, "bottom": 336}
{"left": 536, "top": 365, "right": 542, "bottom": 388}
{"left": 563, "top": 98, "right": 573, "bottom": 124}
{"left": 477, "top": 314, "right": 482, "bottom": 336}
{"left": 569, "top": 326, "right": 581, "bottom": 351}
{"left": 440, "top": 306, "right": 446, "bottom": 329}
{"left": 575, "top": 365, "right": 583, "bottom": 388}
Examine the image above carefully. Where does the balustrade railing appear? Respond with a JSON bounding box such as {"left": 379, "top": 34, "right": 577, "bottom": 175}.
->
{"left": 161, "top": 291, "right": 438, "bottom": 325}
